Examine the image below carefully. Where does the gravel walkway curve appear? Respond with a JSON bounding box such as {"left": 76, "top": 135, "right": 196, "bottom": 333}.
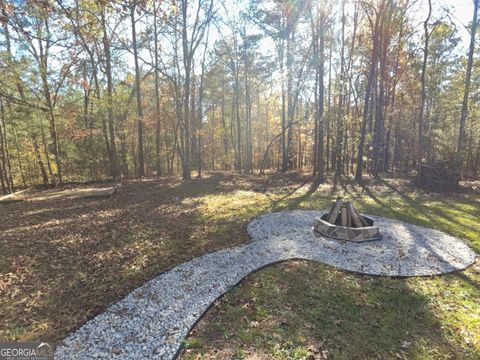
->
{"left": 55, "top": 210, "right": 477, "bottom": 360}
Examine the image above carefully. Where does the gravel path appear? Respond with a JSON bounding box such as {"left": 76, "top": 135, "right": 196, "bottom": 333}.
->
{"left": 55, "top": 210, "right": 477, "bottom": 359}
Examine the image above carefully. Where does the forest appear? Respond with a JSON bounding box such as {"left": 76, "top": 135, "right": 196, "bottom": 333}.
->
{"left": 0, "top": 0, "right": 479, "bottom": 192}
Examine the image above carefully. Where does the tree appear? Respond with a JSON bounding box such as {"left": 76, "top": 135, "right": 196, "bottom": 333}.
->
{"left": 0, "top": 0, "right": 478, "bottom": 186}
{"left": 9, "top": 2, "right": 74, "bottom": 183}
{"left": 416, "top": 0, "right": 432, "bottom": 184}
{"left": 152, "top": 0, "right": 162, "bottom": 175}
{"left": 130, "top": 0, "right": 145, "bottom": 177}
{"left": 101, "top": 5, "right": 120, "bottom": 180}
{"left": 311, "top": 0, "right": 326, "bottom": 182}
{"left": 178, "top": 0, "right": 214, "bottom": 180}
{"left": 457, "top": 0, "right": 479, "bottom": 175}
{"left": 355, "top": 0, "right": 382, "bottom": 181}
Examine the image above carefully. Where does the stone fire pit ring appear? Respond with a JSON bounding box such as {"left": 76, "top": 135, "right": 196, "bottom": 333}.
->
{"left": 314, "top": 213, "right": 382, "bottom": 241}
{"left": 313, "top": 198, "right": 382, "bottom": 242}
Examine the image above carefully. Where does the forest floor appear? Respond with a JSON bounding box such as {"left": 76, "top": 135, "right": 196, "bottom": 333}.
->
{"left": 1, "top": 172, "right": 479, "bottom": 358}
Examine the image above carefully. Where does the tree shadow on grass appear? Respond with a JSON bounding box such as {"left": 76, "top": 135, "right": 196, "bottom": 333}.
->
{"left": 452, "top": 266, "right": 480, "bottom": 292}
{"left": 267, "top": 176, "right": 315, "bottom": 208}
{"left": 330, "top": 179, "right": 480, "bottom": 249}
{"left": 418, "top": 187, "right": 480, "bottom": 219}
{"left": 0, "top": 174, "right": 253, "bottom": 342}
{"left": 3, "top": 172, "right": 477, "bottom": 345}
{"left": 3, "top": 173, "right": 325, "bottom": 342}
{"left": 374, "top": 180, "right": 480, "bottom": 253}
{"left": 183, "top": 260, "right": 470, "bottom": 359}
{"left": 279, "top": 262, "right": 453, "bottom": 358}
{"left": 378, "top": 179, "right": 479, "bottom": 231}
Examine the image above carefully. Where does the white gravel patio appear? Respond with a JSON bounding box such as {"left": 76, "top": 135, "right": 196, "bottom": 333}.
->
{"left": 54, "top": 210, "right": 477, "bottom": 360}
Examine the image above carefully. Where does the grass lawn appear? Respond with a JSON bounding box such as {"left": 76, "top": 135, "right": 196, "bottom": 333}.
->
{"left": 0, "top": 172, "right": 309, "bottom": 341}
{"left": 178, "top": 174, "right": 480, "bottom": 360}
{"left": 1, "top": 172, "right": 479, "bottom": 359}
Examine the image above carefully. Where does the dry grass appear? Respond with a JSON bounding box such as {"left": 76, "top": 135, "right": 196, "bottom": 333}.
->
{"left": 0, "top": 172, "right": 308, "bottom": 342}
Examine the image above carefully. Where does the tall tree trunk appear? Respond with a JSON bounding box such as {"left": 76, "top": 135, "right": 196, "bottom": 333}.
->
{"left": 196, "top": 87, "right": 203, "bottom": 178}
{"left": 36, "top": 20, "right": 62, "bottom": 184}
{"left": 131, "top": 2, "right": 145, "bottom": 177}
{"left": 181, "top": 0, "right": 192, "bottom": 180}
{"left": 93, "top": 69, "right": 112, "bottom": 175}
{"left": 47, "top": 107, "right": 61, "bottom": 183}
{"left": 313, "top": 73, "right": 318, "bottom": 175}
{"left": 335, "top": 0, "right": 346, "bottom": 180}
{"left": 280, "top": 28, "right": 287, "bottom": 172}
{"left": 457, "top": 0, "right": 479, "bottom": 176}
{"left": 326, "top": 41, "right": 332, "bottom": 171}
{"left": 82, "top": 60, "right": 92, "bottom": 179}
{"left": 101, "top": 10, "right": 118, "bottom": 180}
{"left": 0, "top": 160, "right": 5, "bottom": 194}
{"left": 417, "top": 0, "right": 432, "bottom": 184}
{"left": 243, "top": 28, "right": 253, "bottom": 174}
{"left": 32, "top": 133, "right": 49, "bottom": 185}
{"left": 39, "top": 73, "right": 61, "bottom": 184}
{"left": 0, "top": 99, "right": 12, "bottom": 193}
{"left": 316, "top": 8, "right": 326, "bottom": 182}
{"left": 234, "top": 68, "right": 242, "bottom": 174}
{"left": 221, "top": 75, "right": 229, "bottom": 170}
{"left": 197, "top": 27, "right": 210, "bottom": 178}
{"left": 153, "top": 0, "right": 162, "bottom": 176}
{"left": 3, "top": 19, "right": 25, "bottom": 187}
{"left": 40, "top": 123, "right": 54, "bottom": 181}
{"left": 385, "top": 18, "right": 403, "bottom": 173}
{"left": 355, "top": 7, "right": 380, "bottom": 181}
{"left": 372, "top": 5, "right": 389, "bottom": 178}
{"left": 11, "top": 120, "right": 26, "bottom": 187}
{"left": 474, "top": 140, "right": 480, "bottom": 178}
{"left": 285, "top": 31, "right": 294, "bottom": 172}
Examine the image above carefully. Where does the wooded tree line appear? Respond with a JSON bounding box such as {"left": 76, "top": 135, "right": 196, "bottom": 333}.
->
{"left": 0, "top": 0, "right": 478, "bottom": 193}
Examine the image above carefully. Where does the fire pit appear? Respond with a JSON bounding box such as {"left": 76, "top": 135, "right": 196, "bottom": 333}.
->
{"left": 313, "top": 198, "right": 381, "bottom": 242}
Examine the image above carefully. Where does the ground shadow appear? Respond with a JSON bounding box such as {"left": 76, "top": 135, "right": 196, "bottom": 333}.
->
{"left": 2, "top": 172, "right": 478, "bottom": 346}
{"left": 0, "top": 173, "right": 313, "bottom": 342}
{"left": 181, "top": 260, "right": 469, "bottom": 359}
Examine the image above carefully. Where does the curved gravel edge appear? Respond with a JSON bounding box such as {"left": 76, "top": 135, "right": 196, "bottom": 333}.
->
{"left": 54, "top": 210, "right": 477, "bottom": 360}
